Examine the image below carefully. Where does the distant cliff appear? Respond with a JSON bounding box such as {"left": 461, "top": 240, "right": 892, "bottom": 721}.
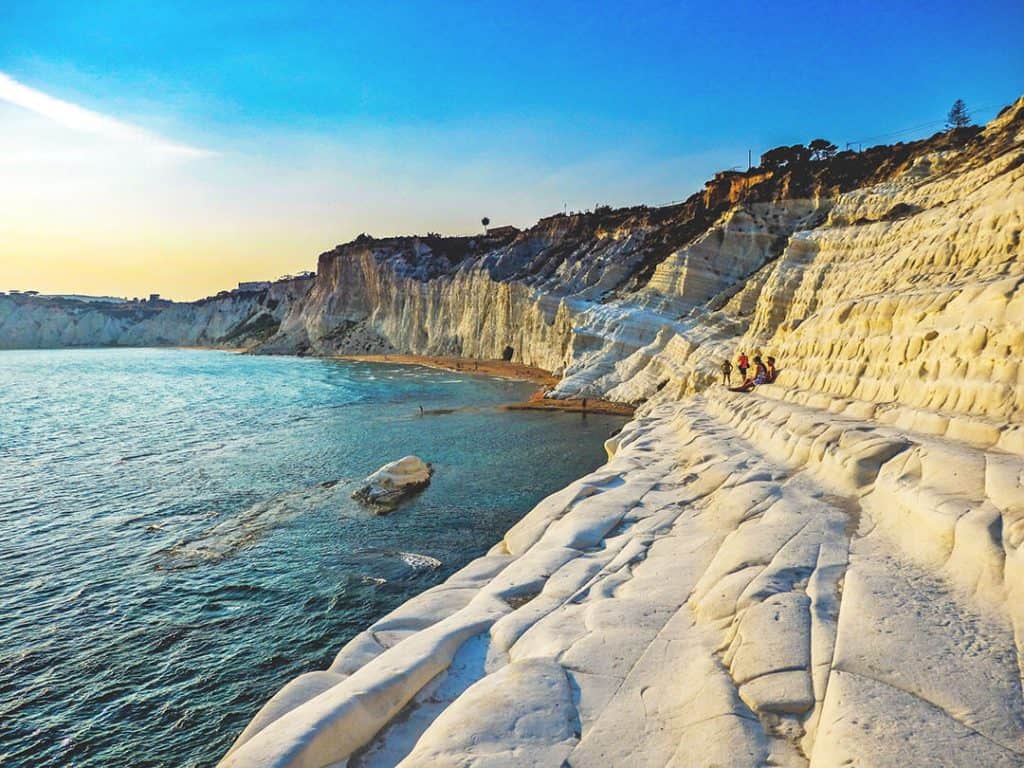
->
{"left": 0, "top": 277, "right": 313, "bottom": 350}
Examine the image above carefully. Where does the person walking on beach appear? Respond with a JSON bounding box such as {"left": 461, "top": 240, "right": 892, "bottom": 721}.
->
{"left": 737, "top": 352, "right": 749, "bottom": 382}
{"left": 720, "top": 359, "right": 733, "bottom": 385}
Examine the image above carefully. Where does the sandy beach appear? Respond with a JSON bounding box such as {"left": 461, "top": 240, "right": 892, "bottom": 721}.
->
{"left": 334, "top": 354, "right": 557, "bottom": 385}
{"left": 333, "top": 354, "right": 635, "bottom": 415}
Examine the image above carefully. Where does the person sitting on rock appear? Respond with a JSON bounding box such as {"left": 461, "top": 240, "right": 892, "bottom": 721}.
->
{"left": 765, "top": 356, "right": 777, "bottom": 383}
{"left": 720, "top": 359, "right": 733, "bottom": 384}
{"left": 730, "top": 355, "right": 768, "bottom": 393}
{"left": 751, "top": 356, "right": 768, "bottom": 385}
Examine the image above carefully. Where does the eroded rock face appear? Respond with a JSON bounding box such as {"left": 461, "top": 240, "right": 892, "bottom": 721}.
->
{"left": 352, "top": 456, "right": 434, "bottom": 508}
{"left": 219, "top": 98, "right": 1024, "bottom": 768}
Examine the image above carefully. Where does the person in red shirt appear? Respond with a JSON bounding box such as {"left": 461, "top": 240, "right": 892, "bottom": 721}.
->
{"left": 737, "top": 352, "right": 750, "bottom": 381}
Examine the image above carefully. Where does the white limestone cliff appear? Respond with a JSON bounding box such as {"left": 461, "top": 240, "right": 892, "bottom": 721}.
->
{"left": 217, "top": 98, "right": 1024, "bottom": 767}
{"left": 0, "top": 276, "right": 313, "bottom": 350}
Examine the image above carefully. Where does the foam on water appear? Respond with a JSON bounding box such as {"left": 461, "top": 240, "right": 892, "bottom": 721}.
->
{"left": 396, "top": 552, "right": 444, "bottom": 569}
{"left": 0, "top": 348, "right": 624, "bottom": 767}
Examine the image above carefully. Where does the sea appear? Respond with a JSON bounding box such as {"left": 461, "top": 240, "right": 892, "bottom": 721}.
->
{"left": 0, "top": 348, "right": 625, "bottom": 767}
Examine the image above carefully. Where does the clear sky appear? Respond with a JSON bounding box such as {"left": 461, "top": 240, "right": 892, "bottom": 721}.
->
{"left": 2, "top": 1, "right": 1022, "bottom": 300}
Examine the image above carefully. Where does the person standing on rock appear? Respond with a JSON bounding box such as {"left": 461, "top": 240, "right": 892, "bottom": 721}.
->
{"left": 737, "top": 352, "right": 749, "bottom": 381}
{"left": 720, "top": 359, "right": 733, "bottom": 385}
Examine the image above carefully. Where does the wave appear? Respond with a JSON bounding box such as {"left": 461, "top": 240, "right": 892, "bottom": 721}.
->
{"left": 342, "top": 549, "right": 443, "bottom": 593}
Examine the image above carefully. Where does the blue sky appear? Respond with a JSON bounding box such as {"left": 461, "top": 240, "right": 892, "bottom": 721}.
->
{"left": 1, "top": 1, "right": 1022, "bottom": 299}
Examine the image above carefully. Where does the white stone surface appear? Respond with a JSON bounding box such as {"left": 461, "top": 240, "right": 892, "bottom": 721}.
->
{"left": 396, "top": 658, "right": 578, "bottom": 767}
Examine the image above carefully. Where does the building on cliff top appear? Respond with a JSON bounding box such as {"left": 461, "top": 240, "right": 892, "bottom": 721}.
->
{"left": 237, "top": 281, "right": 272, "bottom": 292}
{"left": 485, "top": 225, "right": 519, "bottom": 237}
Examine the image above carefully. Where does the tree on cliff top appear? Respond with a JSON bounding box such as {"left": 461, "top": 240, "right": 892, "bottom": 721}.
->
{"left": 947, "top": 99, "right": 971, "bottom": 130}
{"left": 809, "top": 138, "right": 838, "bottom": 161}
{"left": 760, "top": 144, "right": 810, "bottom": 169}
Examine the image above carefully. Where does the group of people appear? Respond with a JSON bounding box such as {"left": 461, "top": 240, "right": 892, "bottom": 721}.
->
{"left": 721, "top": 351, "right": 776, "bottom": 392}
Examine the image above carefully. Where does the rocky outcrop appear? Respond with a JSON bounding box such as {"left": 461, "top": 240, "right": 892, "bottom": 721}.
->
{"left": 0, "top": 276, "right": 313, "bottom": 350}
{"left": 352, "top": 456, "right": 434, "bottom": 509}
{"left": 219, "top": 97, "right": 1024, "bottom": 767}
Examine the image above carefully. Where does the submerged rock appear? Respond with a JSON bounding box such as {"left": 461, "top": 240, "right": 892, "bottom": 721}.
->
{"left": 352, "top": 456, "right": 433, "bottom": 508}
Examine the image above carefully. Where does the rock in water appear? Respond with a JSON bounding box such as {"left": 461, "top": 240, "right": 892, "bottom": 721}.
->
{"left": 352, "top": 456, "right": 433, "bottom": 508}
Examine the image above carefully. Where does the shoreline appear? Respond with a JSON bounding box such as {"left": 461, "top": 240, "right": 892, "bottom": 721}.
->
{"left": 501, "top": 396, "right": 636, "bottom": 417}
{"left": 173, "top": 345, "right": 248, "bottom": 353}
{"left": 332, "top": 353, "right": 558, "bottom": 386}
{"left": 333, "top": 353, "right": 636, "bottom": 416}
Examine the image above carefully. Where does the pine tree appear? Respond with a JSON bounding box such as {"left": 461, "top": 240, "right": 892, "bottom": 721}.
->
{"left": 946, "top": 99, "right": 970, "bottom": 130}
{"left": 808, "top": 138, "right": 838, "bottom": 161}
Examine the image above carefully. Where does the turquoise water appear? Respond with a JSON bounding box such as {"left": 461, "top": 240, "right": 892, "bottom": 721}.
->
{"left": 0, "top": 349, "right": 624, "bottom": 767}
